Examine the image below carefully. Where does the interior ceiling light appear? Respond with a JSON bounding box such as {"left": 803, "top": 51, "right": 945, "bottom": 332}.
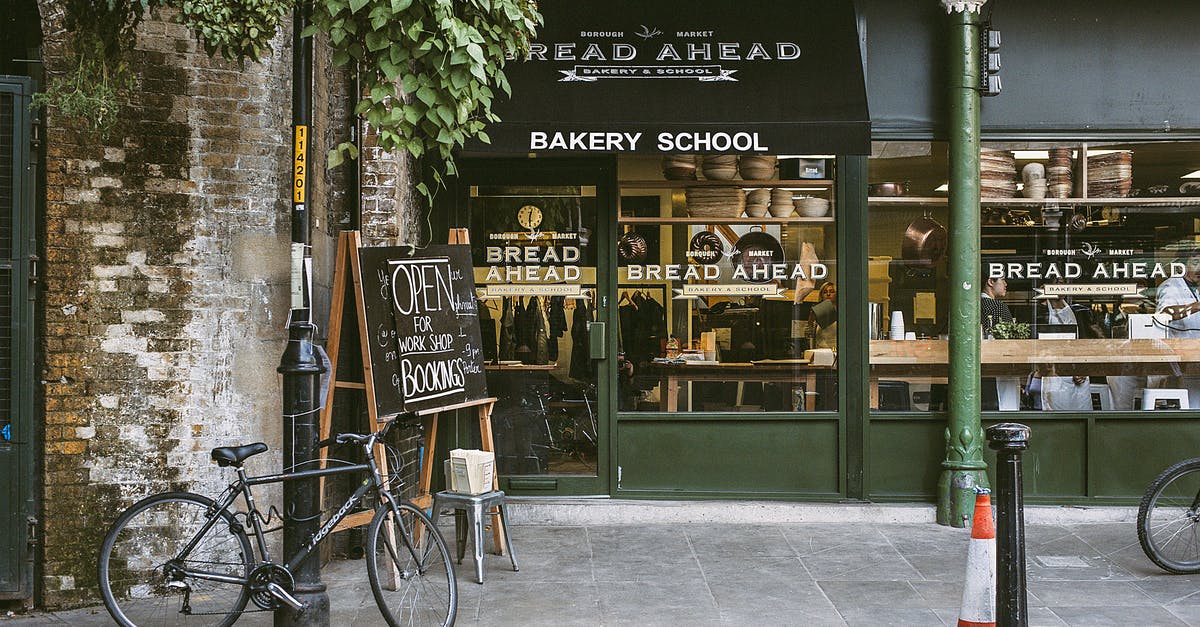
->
{"left": 1181, "top": 169, "right": 1200, "bottom": 179}
{"left": 1087, "top": 149, "right": 1131, "bottom": 156}
{"left": 934, "top": 183, "right": 949, "bottom": 192}
{"left": 1012, "top": 150, "right": 1050, "bottom": 160}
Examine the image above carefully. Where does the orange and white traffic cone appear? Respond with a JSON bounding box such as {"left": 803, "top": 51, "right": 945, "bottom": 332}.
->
{"left": 957, "top": 489, "right": 996, "bottom": 627}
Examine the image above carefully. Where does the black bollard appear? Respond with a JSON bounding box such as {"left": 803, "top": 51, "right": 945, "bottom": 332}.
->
{"left": 986, "top": 422, "right": 1030, "bottom": 627}
{"left": 277, "top": 315, "right": 329, "bottom": 626}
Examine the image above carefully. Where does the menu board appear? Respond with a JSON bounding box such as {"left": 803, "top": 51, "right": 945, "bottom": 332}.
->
{"left": 357, "top": 245, "right": 487, "bottom": 416}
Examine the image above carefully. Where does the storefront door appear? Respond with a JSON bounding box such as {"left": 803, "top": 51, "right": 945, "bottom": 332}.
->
{"left": 454, "top": 158, "right": 614, "bottom": 495}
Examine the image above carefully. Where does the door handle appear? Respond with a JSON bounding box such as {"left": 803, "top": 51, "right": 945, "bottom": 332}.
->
{"left": 587, "top": 322, "right": 606, "bottom": 360}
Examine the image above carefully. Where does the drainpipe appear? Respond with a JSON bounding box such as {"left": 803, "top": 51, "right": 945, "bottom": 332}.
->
{"left": 937, "top": 0, "right": 990, "bottom": 528}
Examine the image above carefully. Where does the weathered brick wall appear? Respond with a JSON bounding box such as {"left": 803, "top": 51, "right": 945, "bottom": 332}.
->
{"left": 35, "top": 3, "right": 348, "bottom": 608}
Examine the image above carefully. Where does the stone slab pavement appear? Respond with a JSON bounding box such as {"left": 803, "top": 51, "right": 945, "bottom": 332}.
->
{"left": 6, "top": 503, "right": 1200, "bottom": 626}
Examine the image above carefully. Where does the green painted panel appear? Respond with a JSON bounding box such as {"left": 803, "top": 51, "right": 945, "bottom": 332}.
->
{"left": 617, "top": 419, "right": 839, "bottom": 495}
{"left": 982, "top": 419, "right": 1086, "bottom": 498}
{"left": 868, "top": 418, "right": 944, "bottom": 498}
{"left": 1091, "top": 419, "right": 1200, "bottom": 497}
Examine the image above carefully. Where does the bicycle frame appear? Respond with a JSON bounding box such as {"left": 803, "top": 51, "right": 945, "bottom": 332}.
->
{"left": 171, "top": 440, "right": 407, "bottom": 588}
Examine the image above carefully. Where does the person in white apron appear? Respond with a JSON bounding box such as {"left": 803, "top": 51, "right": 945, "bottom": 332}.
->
{"left": 1155, "top": 252, "right": 1200, "bottom": 408}
{"left": 1038, "top": 297, "right": 1093, "bottom": 411}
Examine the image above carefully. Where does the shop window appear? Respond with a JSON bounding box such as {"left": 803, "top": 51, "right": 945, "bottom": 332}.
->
{"left": 868, "top": 140, "right": 1200, "bottom": 412}
{"left": 468, "top": 185, "right": 600, "bottom": 476}
{"left": 617, "top": 155, "right": 838, "bottom": 413}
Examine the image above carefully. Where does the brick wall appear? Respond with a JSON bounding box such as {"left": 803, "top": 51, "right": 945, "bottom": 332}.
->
{"left": 35, "top": 3, "right": 348, "bottom": 608}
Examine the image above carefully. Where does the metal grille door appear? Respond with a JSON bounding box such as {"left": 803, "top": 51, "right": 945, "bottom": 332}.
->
{"left": 0, "top": 76, "right": 35, "bottom": 601}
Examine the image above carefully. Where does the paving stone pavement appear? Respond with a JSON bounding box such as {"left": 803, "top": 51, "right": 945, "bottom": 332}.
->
{"left": 7, "top": 519, "right": 1200, "bottom": 626}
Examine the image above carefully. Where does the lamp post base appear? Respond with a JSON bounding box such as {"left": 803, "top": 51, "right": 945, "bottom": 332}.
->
{"left": 937, "top": 467, "right": 989, "bottom": 527}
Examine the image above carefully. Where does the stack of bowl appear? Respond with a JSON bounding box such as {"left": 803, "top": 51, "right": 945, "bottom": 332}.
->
{"left": 685, "top": 186, "right": 745, "bottom": 218}
{"left": 1021, "top": 163, "right": 1047, "bottom": 199}
{"left": 1087, "top": 151, "right": 1133, "bottom": 198}
{"left": 769, "top": 188, "right": 794, "bottom": 217}
{"left": 797, "top": 196, "right": 831, "bottom": 217}
{"left": 738, "top": 155, "right": 777, "bottom": 180}
{"left": 980, "top": 148, "right": 1018, "bottom": 198}
{"left": 662, "top": 154, "right": 698, "bottom": 180}
{"left": 745, "top": 188, "right": 770, "bottom": 217}
{"left": 1047, "top": 148, "right": 1073, "bottom": 198}
{"left": 701, "top": 155, "right": 738, "bottom": 180}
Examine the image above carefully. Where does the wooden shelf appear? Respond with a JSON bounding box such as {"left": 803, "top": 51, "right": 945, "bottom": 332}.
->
{"left": 869, "top": 196, "right": 1200, "bottom": 208}
{"left": 621, "top": 179, "right": 834, "bottom": 189}
{"left": 617, "top": 216, "right": 834, "bottom": 225}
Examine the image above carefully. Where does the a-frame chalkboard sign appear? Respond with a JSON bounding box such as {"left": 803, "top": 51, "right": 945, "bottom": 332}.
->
{"left": 319, "top": 231, "right": 504, "bottom": 553}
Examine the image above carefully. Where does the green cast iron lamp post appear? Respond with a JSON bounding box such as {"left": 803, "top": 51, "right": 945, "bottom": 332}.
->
{"left": 938, "top": 0, "right": 990, "bottom": 527}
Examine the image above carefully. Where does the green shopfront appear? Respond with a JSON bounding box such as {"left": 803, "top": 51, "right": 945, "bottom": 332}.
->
{"left": 437, "top": 0, "right": 1200, "bottom": 504}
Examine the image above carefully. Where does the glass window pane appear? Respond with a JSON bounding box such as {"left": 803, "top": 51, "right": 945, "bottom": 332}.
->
{"left": 869, "top": 140, "right": 1200, "bottom": 413}
{"left": 617, "top": 156, "right": 838, "bottom": 413}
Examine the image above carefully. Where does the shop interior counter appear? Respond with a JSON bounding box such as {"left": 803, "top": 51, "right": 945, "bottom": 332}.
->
{"left": 644, "top": 360, "right": 824, "bottom": 412}
{"left": 870, "top": 339, "right": 1200, "bottom": 377}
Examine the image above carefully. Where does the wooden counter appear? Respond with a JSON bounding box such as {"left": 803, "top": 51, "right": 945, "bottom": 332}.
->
{"left": 871, "top": 339, "right": 1200, "bottom": 377}
{"left": 644, "top": 340, "right": 1200, "bottom": 412}
{"left": 645, "top": 361, "right": 825, "bottom": 412}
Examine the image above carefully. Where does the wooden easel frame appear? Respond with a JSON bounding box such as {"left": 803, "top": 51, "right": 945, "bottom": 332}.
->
{"left": 318, "top": 229, "right": 504, "bottom": 554}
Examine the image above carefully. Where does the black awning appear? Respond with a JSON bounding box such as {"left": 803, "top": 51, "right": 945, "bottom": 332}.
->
{"left": 474, "top": 1, "right": 870, "bottom": 155}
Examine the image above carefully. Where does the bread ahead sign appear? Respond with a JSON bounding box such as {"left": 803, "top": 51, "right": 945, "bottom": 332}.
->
{"left": 477, "top": 0, "right": 870, "bottom": 155}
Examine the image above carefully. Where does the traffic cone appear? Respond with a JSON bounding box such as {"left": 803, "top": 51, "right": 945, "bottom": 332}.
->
{"left": 957, "top": 489, "right": 996, "bottom": 627}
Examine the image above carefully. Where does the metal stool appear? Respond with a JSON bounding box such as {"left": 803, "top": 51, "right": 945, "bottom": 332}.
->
{"left": 431, "top": 490, "right": 518, "bottom": 584}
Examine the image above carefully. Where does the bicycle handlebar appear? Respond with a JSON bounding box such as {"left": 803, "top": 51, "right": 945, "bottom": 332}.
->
{"left": 322, "top": 411, "right": 419, "bottom": 448}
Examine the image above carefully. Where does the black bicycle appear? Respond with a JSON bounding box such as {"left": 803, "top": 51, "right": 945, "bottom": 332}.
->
{"left": 1138, "top": 458, "right": 1200, "bottom": 573}
{"left": 97, "top": 414, "right": 457, "bottom": 626}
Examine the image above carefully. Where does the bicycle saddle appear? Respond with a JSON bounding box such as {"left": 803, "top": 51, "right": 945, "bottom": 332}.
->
{"left": 211, "top": 442, "right": 268, "bottom": 467}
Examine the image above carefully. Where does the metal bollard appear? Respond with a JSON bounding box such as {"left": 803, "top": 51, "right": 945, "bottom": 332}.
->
{"left": 986, "top": 422, "right": 1031, "bottom": 627}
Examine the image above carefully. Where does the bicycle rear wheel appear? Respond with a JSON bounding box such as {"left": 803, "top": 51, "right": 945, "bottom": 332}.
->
{"left": 366, "top": 500, "right": 457, "bottom": 626}
{"left": 98, "top": 492, "right": 253, "bottom": 626}
{"left": 1138, "top": 458, "right": 1200, "bottom": 574}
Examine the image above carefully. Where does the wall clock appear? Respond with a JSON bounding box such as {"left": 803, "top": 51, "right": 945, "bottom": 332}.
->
{"left": 517, "top": 204, "right": 543, "bottom": 230}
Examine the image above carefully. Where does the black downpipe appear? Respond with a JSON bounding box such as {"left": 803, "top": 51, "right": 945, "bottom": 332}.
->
{"left": 277, "top": 0, "right": 329, "bottom": 623}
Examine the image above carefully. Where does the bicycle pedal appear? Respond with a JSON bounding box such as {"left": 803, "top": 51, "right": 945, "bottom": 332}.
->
{"left": 266, "top": 582, "right": 307, "bottom": 612}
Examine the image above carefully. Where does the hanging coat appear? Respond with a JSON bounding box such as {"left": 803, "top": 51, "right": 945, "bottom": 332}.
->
{"left": 499, "top": 297, "right": 516, "bottom": 361}
{"left": 570, "top": 300, "right": 593, "bottom": 380}
{"left": 479, "top": 299, "right": 497, "bottom": 363}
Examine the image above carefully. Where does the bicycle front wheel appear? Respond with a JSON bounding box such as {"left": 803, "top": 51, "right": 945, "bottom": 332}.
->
{"left": 1139, "top": 458, "right": 1200, "bottom": 574}
{"left": 366, "top": 500, "right": 457, "bottom": 626}
{"left": 98, "top": 492, "right": 253, "bottom": 626}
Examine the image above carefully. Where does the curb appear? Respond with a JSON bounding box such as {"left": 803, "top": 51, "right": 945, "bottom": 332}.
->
{"left": 505, "top": 497, "right": 1138, "bottom": 526}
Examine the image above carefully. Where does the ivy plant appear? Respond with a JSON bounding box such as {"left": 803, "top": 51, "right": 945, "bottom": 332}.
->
{"left": 307, "top": 0, "right": 540, "bottom": 198}
{"left": 40, "top": 0, "right": 540, "bottom": 203}
{"left": 36, "top": 0, "right": 289, "bottom": 134}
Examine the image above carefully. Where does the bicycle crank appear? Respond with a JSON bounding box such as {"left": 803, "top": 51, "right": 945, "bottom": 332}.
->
{"left": 248, "top": 563, "right": 304, "bottom": 611}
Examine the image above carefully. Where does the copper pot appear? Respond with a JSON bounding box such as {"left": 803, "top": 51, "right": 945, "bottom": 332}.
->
{"left": 901, "top": 213, "right": 948, "bottom": 265}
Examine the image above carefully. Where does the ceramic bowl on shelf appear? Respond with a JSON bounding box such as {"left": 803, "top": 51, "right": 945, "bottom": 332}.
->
{"left": 738, "top": 155, "right": 778, "bottom": 180}
{"left": 701, "top": 154, "right": 739, "bottom": 180}
{"left": 797, "top": 196, "right": 831, "bottom": 217}
{"left": 746, "top": 188, "right": 771, "bottom": 205}
{"left": 745, "top": 203, "right": 770, "bottom": 218}
{"left": 662, "top": 154, "right": 698, "bottom": 180}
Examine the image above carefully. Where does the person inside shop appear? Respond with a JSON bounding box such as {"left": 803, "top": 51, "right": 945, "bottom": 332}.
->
{"left": 979, "top": 271, "right": 1017, "bottom": 410}
{"left": 805, "top": 281, "right": 838, "bottom": 411}
{"left": 1154, "top": 249, "right": 1200, "bottom": 406}
{"left": 1029, "top": 294, "right": 1093, "bottom": 411}
{"left": 807, "top": 281, "right": 838, "bottom": 350}
{"left": 980, "top": 274, "right": 1013, "bottom": 338}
